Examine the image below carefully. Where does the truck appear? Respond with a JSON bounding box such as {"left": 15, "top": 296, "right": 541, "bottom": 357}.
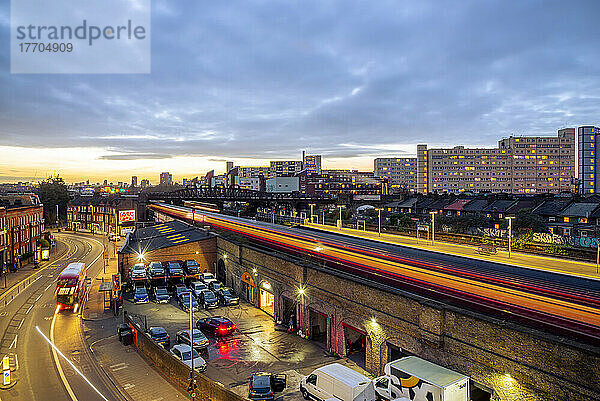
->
{"left": 373, "top": 356, "right": 469, "bottom": 401}
{"left": 300, "top": 363, "right": 376, "bottom": 401}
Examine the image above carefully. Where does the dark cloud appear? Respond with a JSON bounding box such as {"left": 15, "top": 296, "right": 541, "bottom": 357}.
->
{"left": 1, "top": 0, "right": 600, "bottom": 162}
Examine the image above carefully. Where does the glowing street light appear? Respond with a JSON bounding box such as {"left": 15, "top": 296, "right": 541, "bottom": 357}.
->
{"left": 429, "top": 211, "right": 438, "bottom": 244}
{"left": 505, "top": 216, "right": 515, "bottom": 258}
{"left": 337, "top": 205, "right": 346, "bottom": 228}
{"left": 375, "top": 208, "right": 384, "bottom": 237}
{"left": 309, "top": 203, "right": 316, "bottom": 224}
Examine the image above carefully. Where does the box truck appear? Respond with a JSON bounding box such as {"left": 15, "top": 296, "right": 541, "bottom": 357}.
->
{"left": 300, "top": 363, "right": 376, "bottom": 401}
{"left": 374, "top": 356, "right": 469, "bottom": 401}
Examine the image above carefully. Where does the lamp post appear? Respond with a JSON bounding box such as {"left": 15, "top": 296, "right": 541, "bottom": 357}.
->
{"left": 337, "top": 205, "right": 345, "bottom": 228}
{"left": 309, "top": 204, "right": 316, "bottom": 224}
{"left": 429, "top": 211, "right": 437, "bottom": 245}
{"left": 56, "top": 204, "right": 59, "bottom": 228}
{"left": 189, "top": 292, "right": 195, "bottom": 395}
{"left": 596, "top": 243, "right": 599, "bottom": 274}
{"left": 375, "top": 208, "right": 383, "bottom": 236}
{"left": 505, "top": 216, "right": 515, "bottom": 258}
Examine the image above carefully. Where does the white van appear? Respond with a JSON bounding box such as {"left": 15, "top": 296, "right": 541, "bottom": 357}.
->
{"left": 300, "top": 363, "right": 375, "bottom": 401}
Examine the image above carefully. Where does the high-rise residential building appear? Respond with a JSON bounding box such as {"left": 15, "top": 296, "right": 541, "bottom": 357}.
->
{"left": 303, "top": 154, "right": 322, "bottom": 174}
{"left": 270, "top": 160, "right": 303, "bottom": 176}
{"left": 578, "top": 126, "right": 599, "bottom": 194}
{"left": 131, "top": 176, "right": 138, "bottom": 187}
{"left": 226, "top": 161, "right": 234, "bottom": 173}
{"left": 237, "top": 166, "right": 271, "bottom": 178}
{"left": 416, "top": 129, "right": 575, "bottom": 194}
{"left": 374, "top": 158, "right": 417, "bottom": 192}
{"left": 140, "top": 179, "right": 150, "bottom": 188}
{"left": 159, "top": 172, "right": 173, "bottom": 186}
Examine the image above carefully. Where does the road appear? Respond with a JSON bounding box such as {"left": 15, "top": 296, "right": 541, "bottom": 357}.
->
{"left": 0, "top": 232, "right": 123, "bottom": 401}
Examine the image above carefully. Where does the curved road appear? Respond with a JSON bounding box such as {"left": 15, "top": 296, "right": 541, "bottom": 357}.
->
{"left": 0, "top": 232, "right": 123, "bottom": 401}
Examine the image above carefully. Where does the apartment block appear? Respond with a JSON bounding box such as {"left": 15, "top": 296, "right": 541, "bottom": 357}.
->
{"left": 416, "top": 129, "right": 575, "bottom": 194}
{"left": 237, "top": 166, "right": 271, "bottom": 179}
{"left": 578, "top": 126, "right": 599, "bottom": 194}
{"left": 303, "top": 154, "right": 322, "bottom": 174}
{"left": 374, "top": 157, "right": 417, "bottom": 192}
{"left": 270, "top": 160, "right": 303, "bottom": 176}
{"left": 159, "top": 172, "right": 173, "bottom": 186}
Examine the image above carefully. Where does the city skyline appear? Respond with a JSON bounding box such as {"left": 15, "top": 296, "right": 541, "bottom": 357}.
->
{"left": 2, "top": 1, "right": 600, "bottom": 183}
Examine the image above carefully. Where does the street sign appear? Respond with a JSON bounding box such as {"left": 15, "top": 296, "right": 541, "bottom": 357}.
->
{"left": 2, "top": 355, "right": 9, "bottom": 370}
{"left": 3, "top": 370, "right": 10, "bottom": 385}
{"left": 112, "top": 274, "right": 121, "bottom": 291}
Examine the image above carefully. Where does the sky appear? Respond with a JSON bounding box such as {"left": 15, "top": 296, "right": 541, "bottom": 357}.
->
{"left": 1, "top": 0, "right": 600, "bottom": 183}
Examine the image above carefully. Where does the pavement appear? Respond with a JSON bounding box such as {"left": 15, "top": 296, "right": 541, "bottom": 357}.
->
{"left": 83, "top": 238, "right": 189, "bottom": 401}
{"left": 306, "top": 222, "right": 600, "bottom": 279}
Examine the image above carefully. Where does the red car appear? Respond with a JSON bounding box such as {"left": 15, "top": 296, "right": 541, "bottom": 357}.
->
{"left": 196, "top": 316, "right": 237, "bottom": 337}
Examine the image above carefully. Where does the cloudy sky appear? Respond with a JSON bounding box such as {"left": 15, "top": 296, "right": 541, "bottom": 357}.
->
{"left": 1, "top": 0, "right": 599, "bottom": 183}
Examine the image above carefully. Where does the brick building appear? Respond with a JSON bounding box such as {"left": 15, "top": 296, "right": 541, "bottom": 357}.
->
{"left": 374, "top": 157, "right": 417, "bottom": 192}
{"left": 0, "top": 194, "right": 44, "bottom": 268}
{"left": 0, "top": 206, "right": 6, "bottom": 271}
{"left": 417, "top": 129, "right": 575, "bottom": 194}
{"left": 67, "top": 195, "right": 138, "bottom": 234}
{"left": 300, "top": 170, "right": 386, "bottom": 197}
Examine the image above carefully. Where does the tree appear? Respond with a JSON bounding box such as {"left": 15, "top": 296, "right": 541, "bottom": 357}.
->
{"left": 513, "top": 208, "right": 547, "bottom": 233}
{"left": 36, "top": 176, "right": 70, "bottom": 226}
{"left": 390, "top": 213, "right": 413, "bottom": 228}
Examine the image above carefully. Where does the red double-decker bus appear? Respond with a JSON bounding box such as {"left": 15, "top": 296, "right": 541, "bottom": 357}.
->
{"left": 56, "top": 262, "right": 88, "bottom": 312}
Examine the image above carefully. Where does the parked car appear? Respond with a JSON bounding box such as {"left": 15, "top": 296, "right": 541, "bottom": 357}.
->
{"left": 189, "top": 281, "right": 208, "bottom": 299}
{"left": 248, "top": 372, "right": 286, "bottom": 401}
{"left": 176, "top": 329, "right": 209, "bottom": 350}
{"left": 197, "top": 316, "right": 237, "bottom": 337}
{"left": 167, "top": 261, "right": 184, "bottom": 277}
{"left": 199, "top": 289, "right": 219, "bottom": 309}
{"left": 130, "top": 263, "right": 147, "bottom": 280}
{"left": 170, "top": 344, "right": 207, "bottom": 372}
{"left": 185, "top": 260, "right": 201, "bottom": 275}
{"left": 208, "top": 281, "right": 224, "bottom": 294}
{"left": 148, "top": 261, "right": 165, "bottom": 278}
{"left": 218, "top": 287, "right": 239, "bottom": 306}
{"left": 153, "top": 286, "right": 171, "bottom": 303}
{"left": 147, "top": 326, "right": 170, "bottom": 348}
{"left": 178, "top": 292, "right": 199, "bottom": 312}
{"left": 133, "top": 286, "right": 149, "bottom": 304}
{"left": 174, "top": 284, "right": 188, "bottom": 298}
{"left": 200, "top": 272, "right": 216, "bottom": 283}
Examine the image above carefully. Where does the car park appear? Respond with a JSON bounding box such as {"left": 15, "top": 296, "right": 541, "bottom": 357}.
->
{"left": 248, "top": 372, "right": 286, "bottom": 400}
{"left": 148, "top": 261, "right": 165, "bottom": 277}
{"left": 208, "top": 281, "right": 224, "bottom": 294}
{"left": 130, "top": 263, "right": 147, "bottom": 279}
{"left": 199, "top": 289, "right": 219, "bottom": 309}
{"left": 153, "top": 286, "right": 171, "bottom": 303}
{"left": 169, "top": 344, "right": 207, "bottom": 372}
{"left": 133, "top": 286, "right": 149, "bottom": 304}
{"left": 175, "top": 329, "right": 209, "bottom": 350}
{"left": 197, "top": 316, "right": 236, "bottom": 337}
{"left": 218, "top": 287, "right": 239, "bottom": 306}
{"left": 174, "top": 284, "right": 188, "bottom": 298}
{"left": 184, "top": 259, "right": 201, "bottom": 274}
{"left": 178, "top": 292, "right": 199, "bottom": 312}
{"left": 147, "top": 326, "right": 170, "bottom": 348}
{"left": 200, "top": 272, "right": 216, "bottom": 283}
{"left": 189, "top": 281, "right": 208, "bottom": 299}
{"left": 167, "top": 261, "right": 184, "bottom": 277}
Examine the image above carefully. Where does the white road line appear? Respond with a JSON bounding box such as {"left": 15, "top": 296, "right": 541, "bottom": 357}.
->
{"left": 45, "top": 284, "right": 53, "bottom": 292}
{"left": 122, "top": 383, "right": 135, "bottom": 390}
{"left": 17, "top": 318, "right": 25, "bottom": 330}
{"left": 25, "top": 304, "right": 33, "bottom": 314}
{"left": 109, "top": 362, "right": 126, "bottom": 369}
{"left": 9, "top": 335, "right": 17, "bottom": 349}
{"left": 35, "top": 293, "right": 43, "bottom": 302}
{"left": 111, "top": 364, "right": 128, "bottom": 372}
{"left": 15, "top": 353, "right": 18, "bottom": 370}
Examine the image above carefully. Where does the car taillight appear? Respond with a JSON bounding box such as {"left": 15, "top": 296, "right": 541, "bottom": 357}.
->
{"left": 232, "top": 325, "right": 237, "bottom": 330}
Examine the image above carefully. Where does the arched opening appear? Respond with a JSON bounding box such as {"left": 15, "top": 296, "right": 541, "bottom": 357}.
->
{"left": 217, "top": 258, "right": 226, "bottom": 284}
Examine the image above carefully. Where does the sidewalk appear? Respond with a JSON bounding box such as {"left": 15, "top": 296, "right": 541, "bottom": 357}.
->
{"left": 84, "top": 250, "right": 188, "bottom": 401}
{"left": 306, "top": 223, "right": 600, "bottom": 278}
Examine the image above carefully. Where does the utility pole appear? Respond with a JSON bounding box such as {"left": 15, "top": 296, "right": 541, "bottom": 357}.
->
{"left": 505, "top": 216, "right": 515, "bottom": 258}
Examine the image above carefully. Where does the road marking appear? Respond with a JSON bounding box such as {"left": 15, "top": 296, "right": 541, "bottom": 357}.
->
{"left": 109, "top": 362, "right": 126, "bottom": 370}
{"left": 123, "top": 383, "right": 135, "bottom": 390}
{"left": 17, "top": 318, "right": 24, "bottom": 330}
{"left": 50, "top": 305, "right": 78, "bottom": 401}
{"left": 15, "top": 353, "right": 18, "bottom": 371}
{"left": 45, "top": 284, "right": 53, "bottom": 292}
{"left": 35, "top": 293, "right": 43, "bottom": 302}
{"left": 25, "top": 305, "right": 33, "bottom": 314}
{"left": 9, "top": 335, "right": 17, "bottom": 349}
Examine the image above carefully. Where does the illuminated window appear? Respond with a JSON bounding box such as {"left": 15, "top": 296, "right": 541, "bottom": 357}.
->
{"left": 564, "top": 217, "right": 570, "bottom": 223}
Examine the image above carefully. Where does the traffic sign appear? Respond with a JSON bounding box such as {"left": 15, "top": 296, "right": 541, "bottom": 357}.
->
{"left": 3, "top": 370, "right": 10, "bottom": 385}
{"left": 112, "top": 274, "right": 121, "bottom": 291}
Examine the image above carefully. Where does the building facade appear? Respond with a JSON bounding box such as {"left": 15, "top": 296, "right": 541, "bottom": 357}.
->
{"left": 0, "top": 194, "right": 44, "bottom": 268}
{"left": 237, "top": 166, "right": 271, "bottom": 179}
{"left": 417, "top": 129, "right": 575, "bottom": 194}
{"left": 270, "top": 161, "right": 303, "bottom": 177}
{"left": 0, "top": 206, "right": 6, "bottom": 271}
{"left": 374, "top": 157, "right": 417, "bottom": 192}
{"left": 303, "top": 154, "right": 322, "bottom": 174}
{"left": 159, "top": 172, "right": 173, "bottom": 186}
{"left": 67, "top": 196, "right": 138, "bottom": 234}
{"left": 578, "top": 126, "right": 599, "bottom": 194}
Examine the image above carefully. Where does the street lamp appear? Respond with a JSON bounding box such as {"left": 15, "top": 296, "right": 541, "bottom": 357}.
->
{"left": 429, "top": 211, "right": 437, "bottom": 245}
{"left": 309, "top": 204, "right": 316, "bottom": 224}
{"left": 505, "top": 216, "right": 515, "bottom": 258}
{"left": 337, "top": 205, "right": 346, "bottom": 228}
{"left": 375, "top": 208, "right": 384, "bottom": 237}
{"left": 188, "top": 292, "right": 196, "bottom": 395}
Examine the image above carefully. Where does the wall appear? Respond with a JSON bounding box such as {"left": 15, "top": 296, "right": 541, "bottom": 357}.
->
{"left": 216, "top": 236, "right": 600, "bottom": 401}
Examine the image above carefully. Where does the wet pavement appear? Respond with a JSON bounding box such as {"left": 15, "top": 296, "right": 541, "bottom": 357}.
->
{"left": 123, "top": 291, "right": 364, "bottom": 400}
